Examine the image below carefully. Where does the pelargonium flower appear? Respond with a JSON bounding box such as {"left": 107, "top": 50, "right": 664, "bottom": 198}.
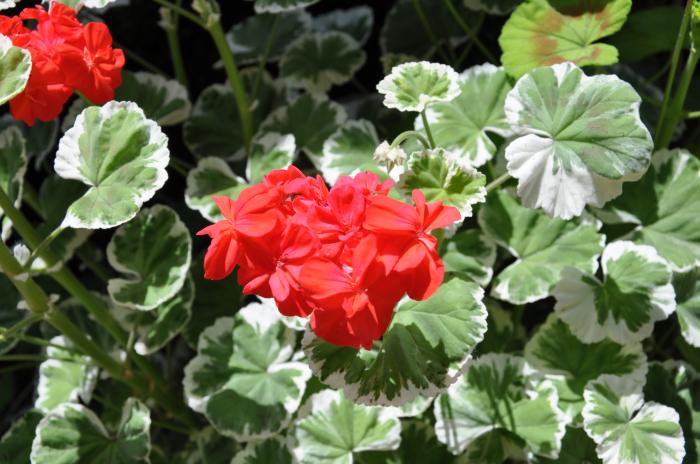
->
{"left": 197, "top": 168, "right": 460, "bottom": 349}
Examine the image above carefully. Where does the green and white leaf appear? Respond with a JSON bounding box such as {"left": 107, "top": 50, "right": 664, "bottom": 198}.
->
{"left": 183, "top": 301, "right": 311, "bottom": 441}
{"left": 55, "top": 101, "right": 170, "bottom": 229}
{"left": 31, "top": 398, "right": 151, "bottom": 464}
{"left": 260, "top": 93, "right": 347, "bottom": 168}
{"left": 377, "top": 61, "right": 461, "bottom": 112}
{"left": 303, "top": 278, "right": 487, "bottom": 406}
{"left": 0, "top": 116, "right": 59, "bottom": 169}
{"left": 280, "top": 32, "right": 366, "bottom": 93}
{"left": 313, "top": 6, "right": 373, "bottom": 46}
{"left": 115, "top": 71, "right": 191, "bottom": 126}
{"left": 36, "top": 336, "right": 98, "bottom": 413}
{"left": 107, "top": 205, "right": 192, "bottom": 311}
{"left": 320, "top": 119, "right": 385, "bottom": 185}
{"left": 673, "top": 268, "right": 700, "bottom": 348}
{"left": 442, "top": 228, "right": 497, "bottom": 287}
{"left": 226, "top": 11, "right": 312, "bottom": 65}
{"left": 246, "top": 0, "right": 320, "bottom": 14}
{"left": 434, "top": 353, "right": 568, "bottom": 459}
{"left": 601, "top": 150, "right": 700, "bottom": 272}
{"left": 0, "top": 2, "right": 16, "bottom": 10}
{"left": 0, "top": 126, "right": 27, "bottom": 240}
{"left": 292, "top": 389, "right": 401, "bottom": 464}
{"left": 463, "top": 0, "right": 520, "bottom": 15}
{"left": 398, "top": 148, "right": 486, "bottom": 221}
{"left": 554, "top": 241, "right": 675, "bottom": 344}
{"left": 0, "top": 409, "right": 43, "bottom": 464}
{"left": 0, "top": 34, "right": 31, "bottom": 105}
{"left": 232, "top": 437, "right": 293, "bottom": 464}
{"left": 173, "top": 427, "right": 238, "bottom": 464}
{"left": 582, "top": 373, "right": 685, "bottom": 464}
{"left": 499, "top": 0, "right": 631, "bottom": 78}
{"left": 418, "top": 63, "right": 513, "bottom": 167}
{"left": 246, "top": 132, "right": 296, "bottom": 183}
{"left": 504, "top": 62, "right": 652, "bottom": 219}
{"left": 478, "top": 190, "right": 604, "bottom": 304}
{"left": 185, "top": 157, "right": 247, "bottom": 222}
{"left": 113, "top": 275, "right": 194, "bottom": 355}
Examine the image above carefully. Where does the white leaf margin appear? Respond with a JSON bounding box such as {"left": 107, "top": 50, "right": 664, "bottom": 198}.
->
{"left": 185, "top": 157, "right": 246, "bottom": 223}
{"left": 377, "top": 61, "right": 461, "bottom": 112}
{"left": 0, "top": 34, "right": 31, "bottom": 105}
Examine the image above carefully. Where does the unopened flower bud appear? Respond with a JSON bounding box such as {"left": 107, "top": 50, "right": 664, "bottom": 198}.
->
{"left": 373, "top": 141, "right": 407, "bottom": 172}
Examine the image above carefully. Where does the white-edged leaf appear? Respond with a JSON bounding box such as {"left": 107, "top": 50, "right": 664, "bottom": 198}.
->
{"left": 673, "top": 268, "right": 700, "bottom": 348}
{"left": 398, "top": 148, "right": 486, "bottom": 221}
{"left": 554, "top": 241, "right": 675, "bottom": 344}
{"left": 463, "top": 0, "right": 519, "bottom": 15}
{"left": 0, "top": 125, "right": 27, "bottom": 240}
{"left": 0, "top": 115, "right": 58, "bottom": 170}
{"left": 246, "top": 0, "right": 320, "bottom": 14}
{"left": 115, "top": 71, "right": 191, "bottom": 126}
{"left": 280, "top": 31, "right": 366, "bottom": 93}
{"left": 30, "top": 398, "right": 151, "bottom": 464}
{"left": 319, "top": 119, "right": 384, "bottom": 185}
{"left": 303, "top": 278, "right": 487, "bottom": 406}
{"left": 478, "top": 190, "right": 604, "bottom": 304}
{"left": 246, "top": 132, "right": 296, "bottom": 183}
{"left": 377, "top": 61, "right": 461, "bottom": 112}
{"left": 504, "top": 62, "right": 653, "bottom": 219}
{"left": 185, "top": 157, "right": 247, "bottom": 223}
{"left": 582, "top": 373, "right": 685, "bottom": 464}
{"left": 0, "top": 34, "right": 31, "bottom": 105}
{"left": 292, "top": 389, "right": 402, "bottom": 464}
{"left": 313, "top": 6, "right": 373, "bottom": 46}
{"left": 106, "top": 205, "right": 192, "bottom": 311}
{"left": 55, "top": 101, "right": 170, "bottom": 229}
{"left": 434, "top": 353, "right": 568, "bottom": 459}
{"left": 232, "top": 436, "right": 293, "bottom": 464}
{"left": 418, "top": 63, "right": 513, "bottom": 167}
{"left": 442, "top": 228, "right": 497, "bottom": 286}
{"left": 0, "top": 409, "right": 43, "bottom": 464}
{"left": 36, "top": 336, "right": 98, "bottom": 413}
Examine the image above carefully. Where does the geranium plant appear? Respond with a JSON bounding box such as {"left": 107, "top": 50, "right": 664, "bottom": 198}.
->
{"left": 0, "top": 0, "right": 699, "bottom": 462}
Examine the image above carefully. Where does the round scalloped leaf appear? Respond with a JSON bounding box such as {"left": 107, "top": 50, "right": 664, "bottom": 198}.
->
{"left": 499, "top": 0, "right": 631, "bottom": 78}
{"left": 442, "top": 228, "right": 497, "bottom": 287}
{"left": 246, "top": 0, "right": 320, "bottom": 14}
{"left": 280, "top": 32, "right": 366, "bottom": 93}
{"left": 601, "top": 150, "right": 700, "bottom": 272}
{"left": 504, "top": 62, "right": 652, "bottom": 219}
{"left": 184, "top": 70, "right": 284, "bottom": 161}
{"left": 246, "top": 132, "right": 296, "bottom": 184}
{"left": 463, "top": 0, "right": 520, "bottom": 15}
{"left": 554, "top": 241, "right": 675, "bottom": 344}
{"left": 313, "top": 6, "right": 373, "bottom": 46}
{"left": 0, "top": 409, "right": 43, "bottom": 464}
{"left": 319, "top": 119, "right": 383, "bottom": 185}
{"left": 185, "top": 157, "right": 247, "bottom": 223}
{"left": 107, "top": 205, "right": 191, "bottom": 311}
{"left": 525, "top": 313, "right": 647, "bottom": 395}
{"left": 113, "top": 275, "right": 194, "bottom": 355}
{"left": 0, "top": 273, "right": 22, "bottom": 355}
{"left": 55, "top": 101, "right": 169, "bottom": 229}
{"left": 0, "top": 34, "right": 31, "bottom": 105}
{"left": 36, "top": 336, "right": 98, "bottom": 413}
{"left": 398, "top": 148, "right": 486, "bottom": 221}
{"left": 478, "top": 190, "right": 604, "bottom": 304}
{"left": 377, "top": 61, "right": 460, "bottom": 113}
{"left": 260, "top": 93, "right": 347, "bottom": 168}
{"left": 232, "top": 437, "right": 293, "bottom": 464}
{"left": 0, "top": 126, "right": 27, "bottom": 240}
{"left": 434, "top": 353, "right": 568, "bottom": 459}
{"left": 183, "top": 302, "right": 310, "bottom": 441}
{"left": 418, "top": 64, "right": 513, "bottom": 167}
{"left": 673, "top": 269, "right": 700, "bottom": 348}
{"left": 582, "top": 373, "right": 685, "bottom": 464}
{"left": 0, "top": 116, "right": 59, "bottom": 170}
{"left": 30, "top": 398, "right": 151, "bottom": 464}
{"left": 303, "top": 278, "right": 487, "bottom": 406}
{"left": 114, "top": 71, "right": 191, "bottom": 126}
{"left": 226, "top": 11, "right": 312, "bottom": 65}
{"left": 292, "top": 389, "right": 401, "bottom": 463}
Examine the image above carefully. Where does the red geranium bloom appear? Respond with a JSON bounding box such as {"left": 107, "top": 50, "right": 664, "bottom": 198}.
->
{"left": 365, "top": 189, "right": 460, "bottom": 300}
{"left": 20, "top": 3, "right": 83, "bottom": 43}
{"left": 300, "top": 235, "right": 404, "bottom": 349}
{"left": 196, "top": 185, "right": 283, "bottom": 280}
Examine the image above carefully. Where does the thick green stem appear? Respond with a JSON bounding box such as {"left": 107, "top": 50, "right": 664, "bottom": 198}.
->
{"left": 655, "top": 0, "right": 694, "bottom": 147}
{"left": 420, "top": 110, "right": 436, "bottom": 148}
{"left": 445, "top": 0, "right": 497, "bottom": 63}
{"left": 151, "top": 0, "right": 205, "bottom": 27}
{"left": 485, "top": 173, "right": 511, "bottom": 193}
{"left": 208, "top": 18, "right": 253, "bottom": 154}
{"left": 162, "top": 0, "right": 189, "bottom": 88}
{"left": 656, "top": 48, "right": 700, "bottom": 149}
{"left": 391, "top": 130, "right": 431, "bottom": 150}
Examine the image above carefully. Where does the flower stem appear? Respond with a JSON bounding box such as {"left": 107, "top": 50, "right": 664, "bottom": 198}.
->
{"left": 420, "top": 110, "right": 436, "bottom": 148}
{"left": 23, "top": 226, "right": 64, "bottom": 271}
{"left": 162, "top": 0, "right": 189, "bottom": 88}
{"left": 657, "top": 46, "right": 700, "bottom": 149}
{"left": 485, "top": 173, "right": 511, "bottom": 193}
{"left": 445, "top": 0, "right": 497, "bottom": 63}
{"left": 391, "top": 130, "right": 431, "bottom": 150}
{"left": 151, "top": 0, "right": 205, "bottom": 28}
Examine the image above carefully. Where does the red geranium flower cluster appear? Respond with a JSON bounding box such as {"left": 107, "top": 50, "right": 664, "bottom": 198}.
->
{"left": 197, "top": 167, "right": 460, "bottom": 349}
{"left": 0, "top": 2, "right": 125, "bottom": 125}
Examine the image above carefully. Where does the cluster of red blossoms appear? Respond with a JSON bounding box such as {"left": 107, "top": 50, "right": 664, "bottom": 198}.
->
{"left": 1, "top": 2, "right": 124, "bottom": 125}
{"left": 198, "top": 167, "right": 460, "bottom": 349}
